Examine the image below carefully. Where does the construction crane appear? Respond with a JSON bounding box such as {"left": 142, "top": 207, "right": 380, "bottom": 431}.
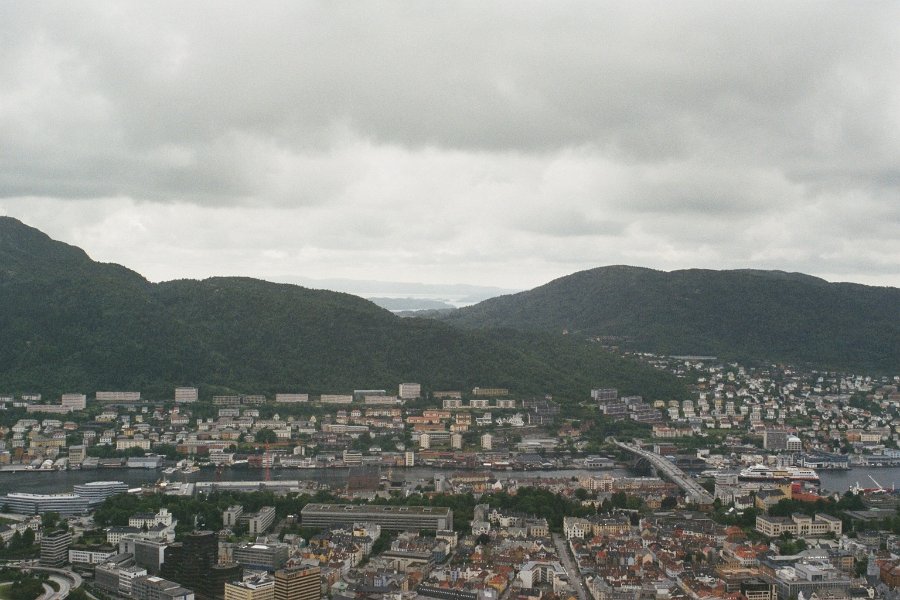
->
{"left": 868, "top": 474, "right": 886, "bottom": 492}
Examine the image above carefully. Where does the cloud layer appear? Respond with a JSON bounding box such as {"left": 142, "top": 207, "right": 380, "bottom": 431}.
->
{"left": 1, "top": 1, "right": 898, "bottom": 288}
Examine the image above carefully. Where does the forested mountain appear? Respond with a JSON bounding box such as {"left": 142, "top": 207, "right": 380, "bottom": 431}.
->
{"left": 0, "top": 218, "right": 686, "bottom": 400}
{"left": 441, "top": 266, "right": 900, "bottom": 372}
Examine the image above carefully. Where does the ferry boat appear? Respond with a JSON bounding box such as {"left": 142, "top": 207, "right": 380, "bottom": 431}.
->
{"left": 738, "top": 464, "right": 820, "bottom": 483}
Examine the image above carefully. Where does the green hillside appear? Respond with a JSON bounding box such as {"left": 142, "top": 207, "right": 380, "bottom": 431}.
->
{"left": 441, "top": 265, "right": 900, "bottom": 372}
{"left": 0, "top": 218, "right": 686, "bottom": 401}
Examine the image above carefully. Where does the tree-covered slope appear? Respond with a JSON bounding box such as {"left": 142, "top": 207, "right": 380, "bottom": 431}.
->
{"left": 0, "top": 218, "right": 686, "bottom": 400}
{"left": 441, "top": 265, "right": 900, "bottom": 372}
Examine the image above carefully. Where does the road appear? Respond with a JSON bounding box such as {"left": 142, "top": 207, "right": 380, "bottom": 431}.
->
{"left": 552, "top": 533, "right": 588, "bottom": 600}
{"left": 613, "top": 440, "right": 714, "bottom": 504}
{"left": 11, "top": 564, "right": 82, "bottom": 599}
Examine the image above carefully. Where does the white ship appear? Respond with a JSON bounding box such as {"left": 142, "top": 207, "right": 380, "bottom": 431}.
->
{"left": 738, "top": 464, "right": 820, "bottom": 483}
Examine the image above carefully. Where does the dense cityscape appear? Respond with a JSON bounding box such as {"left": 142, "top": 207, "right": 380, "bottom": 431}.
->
{"left": 0, "top": 355, "right": 898, "bottom": 600}
{"left": 2, "top": 5, "right": 900, "bottom": 600}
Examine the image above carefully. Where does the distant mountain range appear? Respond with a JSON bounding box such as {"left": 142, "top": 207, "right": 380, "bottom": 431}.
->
{"left": 0, "top": 217, "right": 685, "bottom": 401}
{"left": 440, "top": 266, "right": 900, "bottom": 372}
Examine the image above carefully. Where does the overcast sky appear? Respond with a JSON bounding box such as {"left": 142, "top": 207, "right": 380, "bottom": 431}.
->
{"left": 1, "top": 2, "right": 899, "bottom": 291}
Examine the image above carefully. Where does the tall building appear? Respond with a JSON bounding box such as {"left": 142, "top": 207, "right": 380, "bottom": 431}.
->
{"left": 481, "top": 433, "right": 493, "bottom": 450}
{"left": 121, "top": 536, "right": 168, "bottom": 574}
{"left": 274, "top": 566, "right": 320, "bottom": 600}
{"left": 244, "top": 506, "right": 276, "bottom": 535}
{"left": 223, "top": 505, "right": 244, "bottom": 528}
{"left": 68, "top": 445, "right": 87, "bottom": 465}
{"left": 162, "top": 531, "right": 240, "bottom": 600}
{"left": 41, "top": 529, "right": 72, "bottom": 567}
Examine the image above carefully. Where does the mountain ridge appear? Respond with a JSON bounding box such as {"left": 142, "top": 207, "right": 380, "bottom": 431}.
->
{"left": 0, "top": 217, "right": 686, "bottom": 401}
{"left": 440, "top": 265, "right": 900, "bottom": 372}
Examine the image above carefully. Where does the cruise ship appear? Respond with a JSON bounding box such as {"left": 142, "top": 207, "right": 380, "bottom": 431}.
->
{"left": 738, "top": 464, "right": 820, "bottom": 483}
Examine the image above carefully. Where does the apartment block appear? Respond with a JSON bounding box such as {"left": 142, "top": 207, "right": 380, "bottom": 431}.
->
{"left": 61, "top": 393, "right": 87, "bottom": 410}
{"left": 174, "top": 388, "right": 198, "bottom": 403}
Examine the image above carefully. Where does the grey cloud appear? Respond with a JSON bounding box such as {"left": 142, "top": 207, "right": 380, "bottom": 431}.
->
{"left": 0, "top": 1, "right": 898, "bottom": 287}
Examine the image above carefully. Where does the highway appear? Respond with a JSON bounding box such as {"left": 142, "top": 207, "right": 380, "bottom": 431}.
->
{"left": 9, "top": 563, "right": 82, "bottom": 600}
{"left": 612, "top": 440, "right": 715, "bottom": 504}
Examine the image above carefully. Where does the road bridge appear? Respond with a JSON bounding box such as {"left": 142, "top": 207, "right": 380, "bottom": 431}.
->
{"left": 613, "top": 440, "right": 714, "bottom": 504}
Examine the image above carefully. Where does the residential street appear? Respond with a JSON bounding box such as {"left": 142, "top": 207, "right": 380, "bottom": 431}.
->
{"left": 552, "top": 533, "right": 589, "bottom": 600}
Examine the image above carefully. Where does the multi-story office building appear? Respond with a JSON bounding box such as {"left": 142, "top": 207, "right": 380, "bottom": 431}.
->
{"left": 132, "top": 575, "right": 195, "bottom": 600}
{"left": 74, "top": 481, "right": 128, "bottom": 505}
{"left": 233, "top": 543, "right": 289, "bottom": 572}
{"left": 225, "top": 574, "right": 275, "bottom": 600}
{"left": 740, "top": 579, "right": 777, "bottom": 600}
{"left": 69, "top": 547, "right": 116, "bottom": 565}
{"left": 242, "top": 506, "right": 276, "bottom": 535}
{"left": 771, "top": 560, "right": 851, "bottom": 600}
{"left": 95, "top": 563, "right": 126, "bottom": 595}
{"left": 301, "top": 504, "right": 453, "bottom": 531}
{"left": 41, "top": 529, "right": 72, "bottom": 567}
{"left": 223, "top": 505, "right": 244, "bottom": 528}
{"left": 274, "top": 566, "right": 320, "bottom": 600}
{"left": 175, "top": 388, "right": 199, "bottom": 403}
{"left": 68, "top": 444, "right": 87, "bottom": 465}
{"left": 61, "top": 393, "right": 87, "bottom": 410}
{"left": 120, "top": 566, "right": 149, "bottom": 597}
{"left": 161, "top": 530, "right": 239, "bottom": 599}
{"left": 120, "top": 535, "right": 168, "bottom": 574}
{"left": 2, "top": 492, "right": 89, "bottom": 516}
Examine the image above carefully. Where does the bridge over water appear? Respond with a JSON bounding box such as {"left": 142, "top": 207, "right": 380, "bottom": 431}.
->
{"left": 612, "top": 439, "right": 715, "bottom": 504}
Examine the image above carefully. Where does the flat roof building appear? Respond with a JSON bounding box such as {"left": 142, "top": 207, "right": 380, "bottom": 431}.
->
{"left": 74, "top": 481, "right": 128, "bottom": 505}
{"left": 41, "top": 529, "right": 72, "bottom": 567}
{"left": 275, "top": 566, "right": 320, "bottom": 600}
{"left": 225, "top": 574, "right": 275, "bottom": 600}
{"left": 175, "top": 388, "right": 199, "bottom": 403}
{"left": 301, "top": 503, "right": 452, "bottom": 531}
{"left": 1, "top": 492, "right": 89, "bottom": 516}
{"left": 132, "top": 575, "right": 195, "bottom": 600}
{"left": 233, "top": 543, "right": 289, "bottom": 572}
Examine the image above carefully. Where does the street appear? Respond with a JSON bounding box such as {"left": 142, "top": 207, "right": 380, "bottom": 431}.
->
{"left": 552, "top": 533, "right": 589, "bottom": 600}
